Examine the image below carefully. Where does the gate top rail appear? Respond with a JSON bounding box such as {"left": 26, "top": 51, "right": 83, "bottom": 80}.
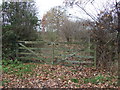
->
{"left": 18, "top": 41, "right": 90, "bottom": 45}
{"left": 18, "top": 41, "right": 51, "bottom": 43}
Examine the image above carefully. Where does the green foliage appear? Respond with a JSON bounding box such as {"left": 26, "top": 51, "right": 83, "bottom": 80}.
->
{"left": 0, "top": 65, "right": 2, "bottom": 71}
{"left": 3, "top": 30, "right": 17, "bottom": 41}
{"left": 2, "top": 30, "right": 17, "bottom": 60}
{"left": 3, "top": 60, "right": 36, "bottom": 77}
{"left": 2, "top": 80, "right": 10, "bottom": 85}
{"left": 2, "top": 1, "right": 39, "bottom": 59}
{"left": 2, "top": 59, "right": 21, "bottom": 66}
{"left": 71, "top": 78, "right": 79, "bottom": 83}
{"left": 83, "top": 74, "right": 114, "bottom": 84}
{"left": 71, "top": 69, "right": 78, "bottom": 72}
{"left": 2, "top": 2, "right": 38, "bottom": 40}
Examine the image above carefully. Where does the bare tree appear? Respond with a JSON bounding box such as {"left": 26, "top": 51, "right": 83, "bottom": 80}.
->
{"left": 63, "top": 0, "right": 119, "bottom": 69}
{"left": 60, "top": 18, "right": 92, "bottom": 43}
{"left": 41, "top": 6, "right": 67, "bottom": 42}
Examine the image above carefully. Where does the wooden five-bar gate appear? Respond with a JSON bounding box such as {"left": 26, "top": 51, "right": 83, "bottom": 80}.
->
{"left": 16, "top": 41, "right": 96, "bottom": 67}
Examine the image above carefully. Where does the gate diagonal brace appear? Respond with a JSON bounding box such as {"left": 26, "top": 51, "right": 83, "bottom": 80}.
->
{"left": 19, "top": 43, "right": 39, "bottom": 57}
{"left": 18, "top": 43, "right": 46, "bottom": 62}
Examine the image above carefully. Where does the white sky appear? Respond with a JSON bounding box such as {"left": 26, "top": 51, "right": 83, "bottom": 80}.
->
{"left": 35, "top": 0, "right": 64, "bottom": 18}
{"left": 34, "top": 0, "right": 117, "bottom": 20}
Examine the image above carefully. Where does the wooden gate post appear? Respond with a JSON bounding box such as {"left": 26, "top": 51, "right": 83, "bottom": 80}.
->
{"left": 52, "top": 42, "right": 55, "bottom": 64}
{"left": 15, "top": 42, "right": 19, "bottom": 60}
{"left": 94, "top": 44, "right": 97, "bottom": 68}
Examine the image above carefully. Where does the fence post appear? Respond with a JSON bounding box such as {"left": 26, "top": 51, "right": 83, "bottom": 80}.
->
{"left": 94, "top": 44, "right": 97, "bottom": 68}
{"left": 15, "top": 41, "right": 19, "bottom": 60}
{"left": 52, "top": 42, "right": 55, "bottom": 64}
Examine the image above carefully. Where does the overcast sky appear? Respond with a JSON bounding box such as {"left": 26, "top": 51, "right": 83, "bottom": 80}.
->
{"left": 34, "top": 0, "right": 117, "bottom": 20}
{"left": 35, "top": 0, "right": 64, "bottom": 18}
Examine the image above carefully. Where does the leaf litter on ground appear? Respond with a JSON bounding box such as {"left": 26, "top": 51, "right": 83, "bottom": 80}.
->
{"left": 2, "top": 63, "right": 119, "bottom": 88}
